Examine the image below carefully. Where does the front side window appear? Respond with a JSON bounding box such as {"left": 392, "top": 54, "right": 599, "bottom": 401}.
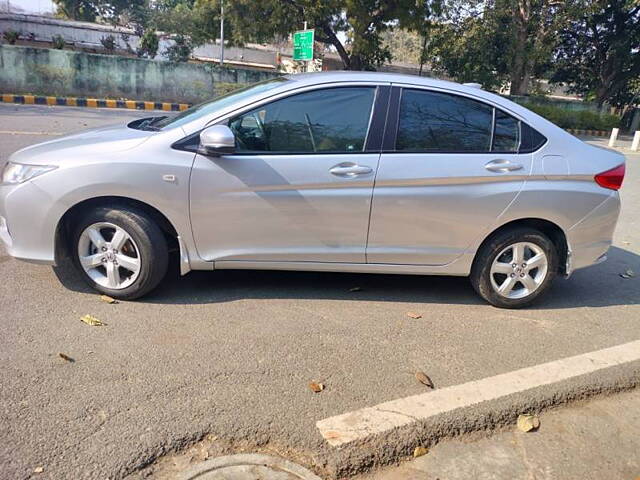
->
{"left": 229, "top": 87, "right": 376, "bottom": 153}
{"left": 397, "top": 89, "right": 494, "bottom": 152}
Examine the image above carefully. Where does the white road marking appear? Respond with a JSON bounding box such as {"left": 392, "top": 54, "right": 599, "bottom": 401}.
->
{"left": 0, "top": 130, "right": 64, "bottom": 135}
{"left": 316, "top": 339, "right": 640, "bottom": 447}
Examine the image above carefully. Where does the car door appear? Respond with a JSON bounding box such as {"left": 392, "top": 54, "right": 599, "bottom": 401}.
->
{"left": 367, "top": 86, "right": 533, "bottom": 266}
{"left": 190, "top": 84, "right": 389, "bottom": 264}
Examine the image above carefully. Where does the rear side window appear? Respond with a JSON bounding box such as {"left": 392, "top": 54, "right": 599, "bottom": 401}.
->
{"left": 396, "top": 90, "right": 493, "bottom": 152}
{"left": 395, "top": 88, "right": 545, "bottom": 154}
{"left": 229, "top": 87, "right": 375, "bottom": 154}
{"left": 520, "top": 123, "right": 547, "bottom": 152}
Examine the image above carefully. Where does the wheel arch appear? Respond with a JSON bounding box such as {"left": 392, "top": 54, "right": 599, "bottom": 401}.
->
{"left": 474, "top": 218, "right": 569, "bottom": 275}
{"left": 55, "top": 196, "right": 179, "bottom": 264}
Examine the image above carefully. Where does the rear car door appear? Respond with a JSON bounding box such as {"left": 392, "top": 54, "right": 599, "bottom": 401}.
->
{"left": 190, "top": 84, "right": 390, "bottom": 263}
{"left": 367, "top": 86, "right": 534, "bottom": 265}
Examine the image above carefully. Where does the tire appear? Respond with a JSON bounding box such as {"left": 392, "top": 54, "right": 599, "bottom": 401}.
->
{"left": 70, "top": 206, "right": 168, "bottom": 300}
{"left": 470, "top": 227, "right": 558, "bottom": 309}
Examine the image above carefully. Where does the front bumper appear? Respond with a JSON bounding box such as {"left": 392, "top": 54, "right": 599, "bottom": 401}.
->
{"left": 0, "top": 182, "right": 59, "bottom": 264}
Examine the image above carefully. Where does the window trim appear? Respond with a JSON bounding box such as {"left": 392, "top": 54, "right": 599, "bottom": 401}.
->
{"left": 226, "top": 85, "right": 382, "bottom": 156}
{"left": 385, "top": 85, "right": 546, "bottom": 155}
{"left": 172, "top": 81, "right": 392, "bottom": 155}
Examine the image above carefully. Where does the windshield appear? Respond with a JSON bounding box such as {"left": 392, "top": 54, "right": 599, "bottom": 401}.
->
{"left": 154, "top": 77, "right": 289, "bottom": 130}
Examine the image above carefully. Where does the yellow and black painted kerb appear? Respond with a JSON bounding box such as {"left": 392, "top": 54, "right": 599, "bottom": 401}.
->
{"left": 1, "top": 94, "right": 190, "bottom": 112}
{"left": 566, "top": 128, "right": 610, "bottom": 137}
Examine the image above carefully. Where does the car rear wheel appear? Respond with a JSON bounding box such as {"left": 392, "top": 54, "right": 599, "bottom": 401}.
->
{"left": 470, "top": 227, "right": 558, "bottom": 308}
{"left": 71, "top": 207, "right": 168, "bottom": 300}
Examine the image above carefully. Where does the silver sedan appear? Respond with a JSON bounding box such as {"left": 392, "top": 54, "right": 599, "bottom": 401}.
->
{"left": 0, "top": 72, "right": 625, "bottom": 307}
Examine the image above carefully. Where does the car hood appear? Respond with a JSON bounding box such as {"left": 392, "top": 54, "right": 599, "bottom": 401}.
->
{"left": 8, "top": 123, "right": 155, "bottom": 166}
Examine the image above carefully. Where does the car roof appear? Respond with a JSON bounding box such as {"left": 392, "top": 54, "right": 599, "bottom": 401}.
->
{"left": 284, "top": 71, "right": 479, "bottom": 93}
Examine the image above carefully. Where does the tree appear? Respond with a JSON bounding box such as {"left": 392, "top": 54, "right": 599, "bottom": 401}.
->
{"left": 164, "top": 34, "right": 194, "bottom": 62}
{"left": 222, "top": 0, "right": 441, "bottom": 70}
{"left": 381, "top": 29, "right": 423, "bottom": 65}
{"left": 505, "top": 0, "right": 559, "bottom": 95}
{"left": 552, "top": 0, "right": 640, "bottom": 107}
{"left": 54, "top": 0, "right": 149, "bottom": 31}
{"left": 427, "top": 0, "right": 559, "bottom": 94}
{"left": 427, "top": 12, "right": 510, "bottom": 90}
{"left": 152, "top": 0, "right": 221, "bottom": 47}
{"left": 137, "top": 29, "right": 159, "bottom": 58}
{"left": 53, "top": 0, "right": 101, "bottom": 21}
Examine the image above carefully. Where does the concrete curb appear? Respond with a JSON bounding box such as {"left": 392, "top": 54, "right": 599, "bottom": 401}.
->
{"left": 1, "top": 93, "right": 190, "bottom": 111}
{"left": 318, "top": 359, "right": 640, "bottom": 478}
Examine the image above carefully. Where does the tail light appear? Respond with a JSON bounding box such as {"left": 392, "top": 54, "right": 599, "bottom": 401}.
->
{"left": 594, "top": 164, "right": 625, "bottom": 190}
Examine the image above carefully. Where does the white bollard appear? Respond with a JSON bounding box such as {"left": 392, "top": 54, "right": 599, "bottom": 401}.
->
{"left": 608, "top": 128, "right": 619, "bottom": 147}
{"left": 632, "top": 131, "right": 640, "bottom": 151}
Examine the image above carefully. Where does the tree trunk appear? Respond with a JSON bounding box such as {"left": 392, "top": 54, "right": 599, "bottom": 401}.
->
{"left": 418, "top": 32, "right": 428, "bottom": 76}
{"left": 510, "top": 62, "right": 530, "bottom": 96}
{"left": 320, "top": 23, "right": 352, "bottom": 70}
{"left": 510, "top": 0, "right": 531, "bottom": 95}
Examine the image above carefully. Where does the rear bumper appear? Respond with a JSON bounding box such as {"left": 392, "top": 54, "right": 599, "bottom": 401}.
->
{"left": 566, "top": 192, "right": 620, "bottom": 274}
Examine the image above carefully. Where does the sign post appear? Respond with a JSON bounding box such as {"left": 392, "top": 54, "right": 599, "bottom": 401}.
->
{"left": 293, "top": 29, "right": 314, "bottom": 62}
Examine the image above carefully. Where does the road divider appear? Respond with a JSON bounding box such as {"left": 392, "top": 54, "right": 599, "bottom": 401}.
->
{"left": 1, "top": 93, "right": 190, "bottom": 112}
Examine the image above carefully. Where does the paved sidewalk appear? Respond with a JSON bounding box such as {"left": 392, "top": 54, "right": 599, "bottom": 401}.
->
{"left": 581, "top": 134, "right": 635, "bottom": 152}
{"left": 360, "top": 389, "right": 640, "bottom": 480}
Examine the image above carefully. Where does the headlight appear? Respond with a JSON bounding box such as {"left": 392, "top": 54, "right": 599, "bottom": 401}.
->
{"left": 1, "top": 162, "right": 57, "bottom": 185}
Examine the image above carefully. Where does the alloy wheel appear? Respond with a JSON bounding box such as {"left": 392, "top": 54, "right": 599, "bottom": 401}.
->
{"left": 77, "top": 222, "right": 141, "bottom": 289}
{"left": 489, "top": 241, "right": 548, "bottom": 299}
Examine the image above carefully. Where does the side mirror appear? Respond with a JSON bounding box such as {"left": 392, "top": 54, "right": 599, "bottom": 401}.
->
{"left": 198, "top": 125, "right": 236, "bottom": 156}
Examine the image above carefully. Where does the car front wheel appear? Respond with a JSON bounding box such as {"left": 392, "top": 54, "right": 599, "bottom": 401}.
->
{"left": 71, "top": 207, "right": 168, "bottom": 300}
{"left": 470, "top": 227, "right": 558, "bottom": 308}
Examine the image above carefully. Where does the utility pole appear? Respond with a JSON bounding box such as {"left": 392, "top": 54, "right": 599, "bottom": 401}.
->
{"left": 220, "top": 0, "right": 225, "bottom": 66}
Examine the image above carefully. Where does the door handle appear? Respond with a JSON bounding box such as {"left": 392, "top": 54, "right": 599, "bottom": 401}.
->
{"left": 329, "top": 163, "right": 373, "bottom": 177}
{"left": 485, "top": 159, "right": 524, "bottom": 173}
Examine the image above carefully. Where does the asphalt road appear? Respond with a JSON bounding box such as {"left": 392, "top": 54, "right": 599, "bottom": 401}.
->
{"left": 0, "top": 104, "right": 638, "bottom": 479}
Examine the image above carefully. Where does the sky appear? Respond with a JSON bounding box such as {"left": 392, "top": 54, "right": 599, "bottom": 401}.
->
{"left": 5, "top": 0, "right": 55, "bottom": 13}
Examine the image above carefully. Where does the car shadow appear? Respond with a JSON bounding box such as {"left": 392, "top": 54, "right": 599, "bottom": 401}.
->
{"left": 55, "top": 246, "right": 639, "bottom": 309}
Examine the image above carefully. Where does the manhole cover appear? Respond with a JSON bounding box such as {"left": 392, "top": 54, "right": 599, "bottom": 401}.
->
{"left": 179, "top": 453, "right": 322, "bottom": 480}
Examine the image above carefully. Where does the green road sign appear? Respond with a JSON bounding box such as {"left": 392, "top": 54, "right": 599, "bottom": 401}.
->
{"left": 293, "top": 29, "right": 314, "bottom": 61}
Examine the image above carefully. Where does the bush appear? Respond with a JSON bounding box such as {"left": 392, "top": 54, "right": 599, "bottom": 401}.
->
{"left": 214, "top": 82, "right": 245, "bottom": 97}
{"left": 52, "top": 34, "right": 65, "bottom": 49}
{"left": 2, "top": 29, "right": 20, "bottom": 45}
{"left": 100, "top": 35, "right": 117, "bottom": 52}
{"left": 520, "top": 102, "right": 620, "bottom": 131}
{"left": 165, "top": 35, "right": 192, "bottom": 62}
{"left": 137, "top": 30, "right": 159, "bottom": 59}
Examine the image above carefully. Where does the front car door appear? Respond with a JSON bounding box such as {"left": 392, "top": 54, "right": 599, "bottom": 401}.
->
{"left": 367, "top": 86, "right": 534, "bottom": 266}
{"left": 190, "top": 84, "right": 390, "bottom": 264}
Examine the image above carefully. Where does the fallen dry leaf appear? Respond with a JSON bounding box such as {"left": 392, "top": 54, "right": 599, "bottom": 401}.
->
{"left": 517, "top": 414, "right": 540, "bottom": 432}
{"left": 80, "top": 314, "right": 105, "bottom": 326}
{"left": 33, "top": 466, "right": 44, "bottom": 474}
{"left": 309, "top": 382, "right": 325, "bottom": 393}
{"left": 58, "top": 353, "right": 75, "bottom": 363}
{"left": 415, "top": 371, "right": 434, "bottom": 388}
{"left": 100, "top": 295, "right": 117, "bottom": 304}
{"left": 348, "top": 286, "right": 362, "bottom": 292}
{"left": 620, "top": 269, "right": 636, "bottom": 279}
{"left": 406, "top": 312, "right": 422, "bottom": 319}
{"left": 413, "top": 446, "right": 429, "bottom": 458}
